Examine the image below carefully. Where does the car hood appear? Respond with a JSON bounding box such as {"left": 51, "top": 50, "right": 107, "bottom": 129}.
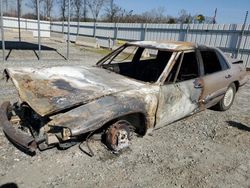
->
{"left": 4, "top": 66, "right": 144, "bottom": 116}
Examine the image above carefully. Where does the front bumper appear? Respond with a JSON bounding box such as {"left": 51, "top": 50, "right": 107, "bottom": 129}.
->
{"left": 0, "top": 101, "right": 37, "bottom": 155}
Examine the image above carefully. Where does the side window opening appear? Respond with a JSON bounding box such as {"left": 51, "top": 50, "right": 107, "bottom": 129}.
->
{"left": 166, "top": 51, "right": 199, "bottom": 83}
{"left": 216, "top": 51, "right": 230, "bottom": 70}
{"left": 200, "top": 50, "right": 226, "bottom": 75}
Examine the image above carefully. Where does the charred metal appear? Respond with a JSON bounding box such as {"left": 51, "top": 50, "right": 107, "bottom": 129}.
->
{"left": 0, "top": 41, "right": 247, "bottom": 155}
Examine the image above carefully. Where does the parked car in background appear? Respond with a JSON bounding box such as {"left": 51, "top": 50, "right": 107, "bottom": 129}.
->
{"left": 0, "top": 41, "right": 248, "bottom": 155}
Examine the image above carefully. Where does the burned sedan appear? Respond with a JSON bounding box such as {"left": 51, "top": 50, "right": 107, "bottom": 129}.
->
{"left": 0, "top": 41, "right": 248, "bottom": 155}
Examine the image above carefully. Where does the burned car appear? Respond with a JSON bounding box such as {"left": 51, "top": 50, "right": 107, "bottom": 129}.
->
{"left": 0, "top": 41, "right": 248, "bottom": 155}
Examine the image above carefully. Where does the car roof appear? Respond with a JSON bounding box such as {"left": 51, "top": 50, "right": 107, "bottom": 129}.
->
{"left": 127, "top": 40, "right": 197, "bottom": 51}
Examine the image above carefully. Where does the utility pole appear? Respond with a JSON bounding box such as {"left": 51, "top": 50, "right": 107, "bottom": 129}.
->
{"left": 236, "top": 11, "right": 248, "bottom": 59}
{"left": 67, "top": 0, "right": 70, "bottom": 60}
{"left": 17, "top": 0, "right": 21, "bottom": 41}
{"left": 37, "top": 0, "right": 41, "bottom": 60}
{"left": 0, "top": 0, "right": 5, "bottom": 62}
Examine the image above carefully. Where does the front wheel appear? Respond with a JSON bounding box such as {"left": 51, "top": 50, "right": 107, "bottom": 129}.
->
{"left": 217, "top": 83, "right": 236, "bottom": 111}
{"left": 105, "top": 120, "right": 134, "bottom": 152}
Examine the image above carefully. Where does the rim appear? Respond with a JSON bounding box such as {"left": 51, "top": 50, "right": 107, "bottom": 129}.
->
{"left": 223, "top": 87, "right": 234, "bottom": 107}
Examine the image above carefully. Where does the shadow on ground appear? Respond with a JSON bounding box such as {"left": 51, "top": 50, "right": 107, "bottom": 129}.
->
{"left": 0, "top": 183, "right": 18, "bottom": 188}
{"left": 0, "top": 41, "right": 66, "bottom": 60}
{"left": 0, "top": 41, "right": 55, "bottom": 50}
{"left": 227, "top": 121, "right": 250, "bottom": 132}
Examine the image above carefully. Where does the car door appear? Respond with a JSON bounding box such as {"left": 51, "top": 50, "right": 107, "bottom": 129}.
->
{"left": 197, "top": 48, "right": 233, "bottom": 108}
{"left": 155, "top": 50, "right": 203, "bottom": 128}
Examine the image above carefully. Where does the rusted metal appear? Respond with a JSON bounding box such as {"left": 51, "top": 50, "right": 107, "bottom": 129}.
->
{"left": 4, "top": 66, "right": 144, "bottom": 116}
{"left": 1, "top": 40, "right": 248, "bottom": 155}
{"left": 128, "top": 41, "right": 197, "bottom": 51}
{"left": 0, "top": 101, "right": 37, "bottom": 154}
{"left": 106, "top": 120, "right": 131, "bottom": 152}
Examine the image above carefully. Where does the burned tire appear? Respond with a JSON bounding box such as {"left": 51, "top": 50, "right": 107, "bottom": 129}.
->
{"left": 217, "top": 83, "right": 236, "bottom": 111}
{"left": 105, "top": 120, "right": 134, "bottom": 152}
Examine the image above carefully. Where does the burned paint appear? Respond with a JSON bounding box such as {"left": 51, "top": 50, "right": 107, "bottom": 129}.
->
{"left": 128, "top": 41, "right": 196, "bottom": 51}
{"left": 48, "top": 86, "right": 159, "bottom": 136}
{"left": 1, "top": 40, "right": 247, "bottom": 155}
{"left": 4, "top": 66, "right": 144, "bottom": 116}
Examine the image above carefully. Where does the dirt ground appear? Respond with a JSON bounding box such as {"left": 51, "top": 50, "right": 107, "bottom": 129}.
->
{"left": 0, "top": 39, "right": 249, "bottom": 188}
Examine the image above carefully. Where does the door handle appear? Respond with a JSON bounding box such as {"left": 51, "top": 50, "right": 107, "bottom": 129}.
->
{"left": 225, "top": 74, "right": 232, "bottom": 79}
{"left": 194, "top": 79, "right": 204, "bottom": 88}
{"left": 194, "top": 83, "right": 203, "bottom": 88}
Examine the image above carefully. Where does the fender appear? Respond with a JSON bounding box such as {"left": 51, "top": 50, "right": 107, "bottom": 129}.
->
{"left": 48, "top": 93, "right": 158, "bottom": 136}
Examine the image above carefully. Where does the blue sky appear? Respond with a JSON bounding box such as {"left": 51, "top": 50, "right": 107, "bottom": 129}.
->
{"left": 116, "top": 0, "right": 250, "bottom": 24}
{"left": 21, "top": 0, "right": 249, "bottom": 24}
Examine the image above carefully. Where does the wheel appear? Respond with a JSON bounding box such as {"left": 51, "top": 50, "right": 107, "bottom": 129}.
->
{"left": 105, "top": 120, "right": 134, "bottom": 152}
{"left": 217, "top": 83, "right": 236, "bottom": 111}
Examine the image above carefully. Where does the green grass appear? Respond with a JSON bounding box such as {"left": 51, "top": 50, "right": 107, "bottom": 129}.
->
{"left": 83, "top": 47, "right": 112, "bottom": 56}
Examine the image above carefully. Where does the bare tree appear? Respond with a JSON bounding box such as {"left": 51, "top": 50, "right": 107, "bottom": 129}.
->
{"left": 58, "top": 0, "right": 67, "bottom": 32}
{"left": 43, "top": 0, "right": 54, "bottom": 20}
{"left": 141, "top": 7, "right": 167, "bottom": 23}
{"left": 86, "top": 0, "right": 108, "bottom": 22}
{"left": 3, "top": 0, "right": 19, "bottom": 15}
{"left": 104, "top": 0, "right": 122, "bottom": 22}
{"left": 27, "top": 0, "right": 43, "bottom": 16}
{"left": 83, "top": 0, "right": 87, "bottom": 21}
{"left": 178, "top": 9, "right": 193, "bottom": 23}
{"left": 73, "top": 0, "right": 82, "bottom": 35}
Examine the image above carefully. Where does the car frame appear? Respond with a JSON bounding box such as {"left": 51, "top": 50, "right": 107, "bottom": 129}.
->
{"left": 0, "top": 41, "right": 248, "bottom": 155}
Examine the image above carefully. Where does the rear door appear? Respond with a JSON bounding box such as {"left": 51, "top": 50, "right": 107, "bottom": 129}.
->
{"left": 156, "top": 50, "right": 203, "bottom": 128}
{"left": 198, "top": 48, "right": 233, "bottom": 108}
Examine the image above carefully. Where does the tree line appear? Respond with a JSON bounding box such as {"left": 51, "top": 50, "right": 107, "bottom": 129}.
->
{"left": 2, "top": 0, "right": 215, "bottom": 24}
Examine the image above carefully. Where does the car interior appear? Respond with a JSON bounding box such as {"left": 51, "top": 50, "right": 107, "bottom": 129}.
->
{"left": 101, "top": 46, "right": 172, "bottom": 82}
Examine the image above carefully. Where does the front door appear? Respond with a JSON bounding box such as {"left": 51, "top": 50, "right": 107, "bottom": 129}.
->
{"left": 155, "top": 50, "right": 203, "bottom": 128}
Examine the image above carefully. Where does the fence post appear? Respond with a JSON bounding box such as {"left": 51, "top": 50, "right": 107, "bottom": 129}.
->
{"left": 114, "top": 22, "right": 118, "bottom": 40}
{"left": 93, "top": 22, "right": 96, "bottom": 38}
{"left": 144, "top": 23, "right": 147, "bottom": 40}
{"left": 178, "top": 24, "right": 185, "bottom": 41}
{"left": 66, "top": 0, "right": 70, "bottom": 60}
{"left": 37, "top": 0, "right": 41, "bottom": 60}
{"left": 140, "top": 23, "right": 147, "bottom": 41}
{"left": 17, "top": 0, "right": 21, "bottom": 42}
{"left": 228, "top": 24, "right": 238, "bottom": 58}
{"left": 185, "top": 24, "right": 190, "bottom": 41}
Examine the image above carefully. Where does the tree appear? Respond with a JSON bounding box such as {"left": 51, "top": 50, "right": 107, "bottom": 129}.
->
{"left": 86, "top": 0, "right": 108, "bottom": 22}
{"left": 43, "top": 0, "right": 54, "bottom": 20}
{"left": 167, "top": 17, "right": 177, "bottom": 24}
{"left": 3, "top": 0, "right": 15, "bottom": 14}
{"left": 73, "top": 0, "right": 83, "bottom": 35}
{"left": 141, "top": 7, "right": 167, "bottom": 23}
{"left": 196, "top": 14, "right": 205, "bottom": 23}
{"left": 83, "top": 0, "right": 87, "bottom": 21}
{"left": 178, "top": 9, "right": 193, "bottom": 23}
{"left": 104, "top": 2, "right": 122, "bottom": 22}
{"left": 58, "top": 0, "right": 67, "bottom": 32}
{"left": 27, "top": 0, "right": 43, "bottom": 16}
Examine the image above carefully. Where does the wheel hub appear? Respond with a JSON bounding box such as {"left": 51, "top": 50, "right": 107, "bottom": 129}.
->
{"left": 106, "top": 120, "right": 131, "bottom": 152}
{"left": 224, "top": 87, "right": 234, "bottom": 107}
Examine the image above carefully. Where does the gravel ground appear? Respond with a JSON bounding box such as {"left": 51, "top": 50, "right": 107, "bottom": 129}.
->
{"left": 0, "top": 39, "right": 249, "bottom": 188}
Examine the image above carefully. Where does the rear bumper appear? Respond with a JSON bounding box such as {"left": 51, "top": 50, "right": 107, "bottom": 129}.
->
{"left": 0, "top": 101, "right": 37, "bottom": 155}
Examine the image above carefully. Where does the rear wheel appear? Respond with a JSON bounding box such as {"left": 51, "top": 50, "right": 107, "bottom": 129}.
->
{"left": 217, "top": 83, "right": 236, "bottom": 111}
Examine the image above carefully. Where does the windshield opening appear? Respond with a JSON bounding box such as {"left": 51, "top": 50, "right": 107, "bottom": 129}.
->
{"left": 98, "top": 45, "right": 173, "bottom": 83}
